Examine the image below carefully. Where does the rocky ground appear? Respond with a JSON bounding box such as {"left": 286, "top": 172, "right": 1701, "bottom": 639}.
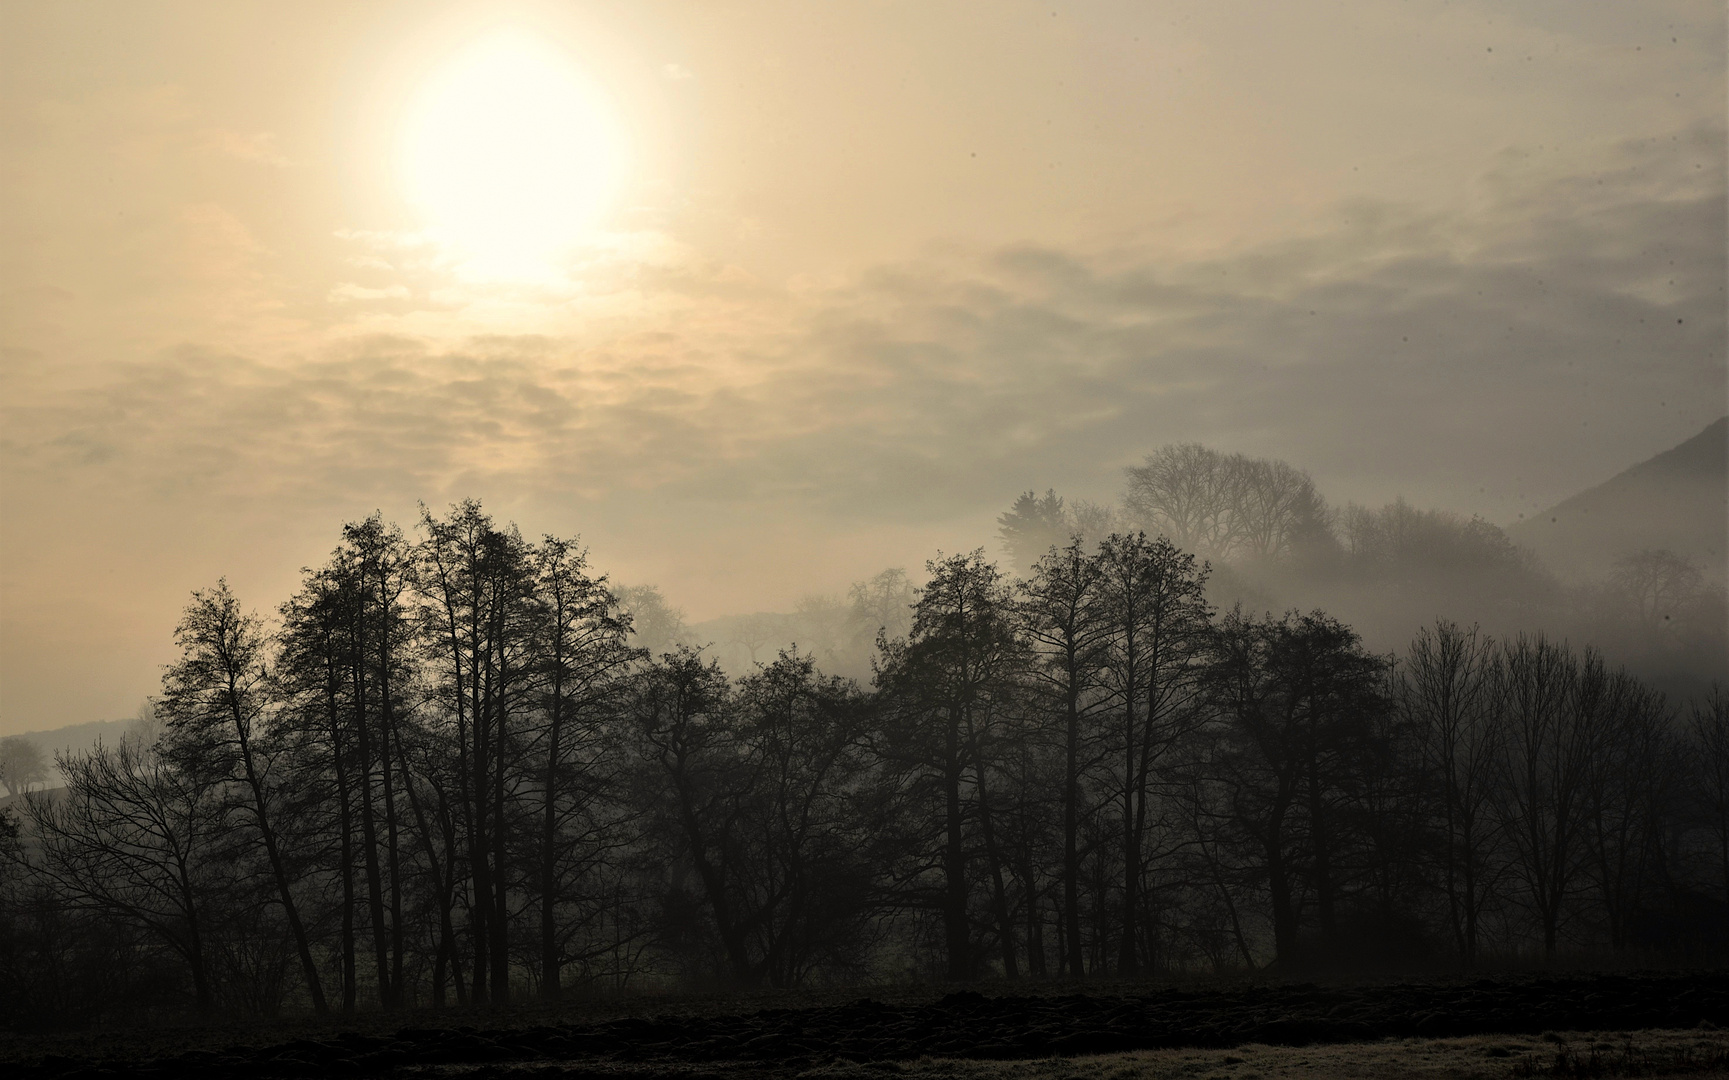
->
{"left": 4, "top": 971, "right": 1727, "bottom": 1078}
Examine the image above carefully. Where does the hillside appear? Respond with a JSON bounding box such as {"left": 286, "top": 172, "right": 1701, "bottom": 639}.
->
{"left": 1508, "top": 416, "right": 1728, "bottom": 582}
{"left": 1, "top": 719, "right": 131, "bottom": 793}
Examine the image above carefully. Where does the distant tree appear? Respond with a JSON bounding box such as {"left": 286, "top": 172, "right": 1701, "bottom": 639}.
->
{"left": 791, "top": 594, "right": 851, "bottom": 671}
{"left": 1068, "top": 500, "right": 1127, "bottom": 552}
{"left": 1611, "top": 549, "right": 1707, "bottom": 638}
{"left": 1230, "top": 457, "right": 1332, "bottom": 563}
{"left": 1124, "top": 445, "right": 1235, "bottom": 555}
{"left": 615, "top": 584, "right": 695, "bottom": 658}
{"left": 1125, "top": 445, "right": 1331, "bottom": 564}
{"left": 1342, "top": 500, "right": 1530, "bottom": 576}
{"left": 998, "top": 490, "right": 1072, "bottom": 573}
{"left": 0, "top": 737, "right": 48, "bottom": 798}
{"left": 847, "top": 568, "right": 916, "bottom": 652}
{"left": 730, "top": 613, "right": 781, "bottom": 667}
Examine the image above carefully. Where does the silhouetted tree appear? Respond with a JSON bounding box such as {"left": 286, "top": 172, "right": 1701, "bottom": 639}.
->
{"left": 525, "top": 535, "right": 637, "bottom": 997}
{"left": 1202, "top": 609, "right": 1389, "bottom": 968}
{"left": 158, "top": 581, "right": 328, "bottom": 1013}
{"left": 1690, "top": 688, "right": 1729, "bottom": 910}
{"left": 24, "top": 737, "right": 231, "bottom": 1012}
{"left": 1402, "top": 621, "right": 1503, "bottom": 967}
{"left": 1018, "top": 540, "right": 1109, "bottom": 975}
{"left": 1493, "top": 636, "right": 1593, "bottom": 960}
{"left": 876, "top": 551, "right": 1022, "bottom": 979}
{"left": 1093, "top": 532, "right": 1211, "bottom": 973}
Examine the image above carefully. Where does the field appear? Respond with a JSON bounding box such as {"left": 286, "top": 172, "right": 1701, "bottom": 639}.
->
{"left": 4, "top": 971, "right": 1727, "bottom": 1079}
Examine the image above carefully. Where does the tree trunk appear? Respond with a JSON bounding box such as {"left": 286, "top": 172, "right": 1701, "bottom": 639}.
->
{"left": 943, "top": 709, "right": 971, "bottom": 980}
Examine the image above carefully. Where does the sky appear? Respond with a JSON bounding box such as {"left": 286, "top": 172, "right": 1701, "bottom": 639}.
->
{"left": 1, "top": 0, "right": 1724, "bottom": 735}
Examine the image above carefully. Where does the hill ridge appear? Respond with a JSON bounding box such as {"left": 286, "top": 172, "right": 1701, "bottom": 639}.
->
{"left": 1508, "top": 416, "right": 1728, "bottom": 580}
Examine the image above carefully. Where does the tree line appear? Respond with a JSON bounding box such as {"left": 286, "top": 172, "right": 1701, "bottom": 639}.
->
{"left": 0, "top": 498, "right": 1725, "bottom": 1027}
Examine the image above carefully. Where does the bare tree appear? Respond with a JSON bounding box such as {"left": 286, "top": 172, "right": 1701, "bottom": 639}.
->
{"left": 848, "top": 568, "right": 916, "bottom": 652}
{"left": 1578, "top": 673, "right": 1674, "bottom": 951}
{"left": 1687, "top": 688, "right": 1729, "bottom": 910}
{"left": 1124, "top": 445, "right": 1330, "bottom": 563}
{"left": 527, "top": 535, "right": 637, "bottom": 998}
{"left": 1018, "top": 540, "right": 1110, "bottom": 975}
{"left": 159, "top": 581, "right": 328, "bottom": 1014}
{"left": 876, "top": 551, "right": 1022, "bottom": 979}
{"left": 0, "top": 737, "right": 48, "bottom": 798}
{"left": 1402, "top": 621, "right": 1502, "bottom": 967}
{"left": 1493, "top": 636, "right": 1595, "bottom": 960}
{"left": 1093, "top": 532, "right": 1211, "bottom": 973}
{"left": 1612, "top": 549, "right": 1707, "bottom": 639}
{"left": 24, "top": 737, "right": 231, "bottom": 1012}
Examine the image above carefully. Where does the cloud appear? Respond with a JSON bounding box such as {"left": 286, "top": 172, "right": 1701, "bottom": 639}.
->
{"left": 328, "top": 283, "right": 414, "bottom": 304}
{"left": 203, "top": 129, "right": 294, "bottom": 168}
{"left": 662, "top": 63, "right": 695, "bottom": 81}
{"left": 4, "top": 127, "right": 1722, "bottom": 534}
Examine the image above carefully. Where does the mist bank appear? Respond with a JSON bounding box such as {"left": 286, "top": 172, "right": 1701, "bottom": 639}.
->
{"left": 684, "top": 430, "right": 1727, "bottom": 705}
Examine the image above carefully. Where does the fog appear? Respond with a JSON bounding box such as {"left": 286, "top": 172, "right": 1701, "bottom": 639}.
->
{"left": 0, "top": 0, "right": 1726, "bottom": 1035}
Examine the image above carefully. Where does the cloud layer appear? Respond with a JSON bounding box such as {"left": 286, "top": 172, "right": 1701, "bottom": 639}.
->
{"left": 8, "top": 127, "right": 1721, "bottom": 532}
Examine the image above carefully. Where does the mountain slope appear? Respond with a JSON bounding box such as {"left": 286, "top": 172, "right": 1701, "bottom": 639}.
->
{"left": 1508, "top": 416, "right": 1728, "bottom": 581}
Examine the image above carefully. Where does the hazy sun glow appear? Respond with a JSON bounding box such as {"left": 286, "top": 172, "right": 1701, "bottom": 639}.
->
{"left": 400, "top": 31, "right": 625, "bottom": 278}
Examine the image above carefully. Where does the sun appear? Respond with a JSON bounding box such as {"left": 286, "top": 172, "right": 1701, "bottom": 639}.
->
{"left": 399, "top": 31, "right": 626, "bottom": 278}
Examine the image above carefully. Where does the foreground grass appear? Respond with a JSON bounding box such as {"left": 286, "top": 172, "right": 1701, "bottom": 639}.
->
{"left": 389, "top": 1030, "right": 1729, "bottom": 1080}
{"left": 838, "top": 1031, "right": 1729, "bottom": 1080}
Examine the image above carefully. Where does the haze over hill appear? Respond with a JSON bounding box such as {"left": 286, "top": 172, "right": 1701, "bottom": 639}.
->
{"left": 1509, "top": 416, "right": 1729, "bottom": 582}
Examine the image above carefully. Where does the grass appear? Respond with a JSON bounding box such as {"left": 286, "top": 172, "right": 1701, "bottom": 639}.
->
{"left": 784, "top": 1032, "right": 1729, "bottom": 1080}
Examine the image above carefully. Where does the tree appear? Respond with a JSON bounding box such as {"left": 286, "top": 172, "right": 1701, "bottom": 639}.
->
{"left": 0, "top": 737, "right": 48, "bottom": 798}
{"left": 732, "top": 652, "right": 877, "bottom": 985}
{"left": 24, "top": 737, "right": 231, "bottom": 1012}
{"left": 998, "top": 490, "right": 1072, "bottom": 573}
{"left": 159, "top": 581, "right": 328, "bottom": 1014}
{"left": 1401, "top": 621, "right": 1502, "bottom": 967}
{"left": 628, "top": 647, "right": 752, "bottom": 981}
{"left": 417, "top": 500, "right": 539, "bottom": 1004}
{"left": 1018, "top": 539, "right": 1110, "bottom": 975}
{"left": 1578, "top": 672, "right": 1674, "bottom": 951}
{"left": 1689, "top": 688, "right": 1729, "bottom": 911}
{"left": 1493, "top": 636, "right": 1593, "bottom": 960}
{"left": 615, "top": 585, "right": 695, "bottom": 658}
{"left": 275, "top": 563, "right": 368, "bottom": 1011}
{"left": 1124, "top": 445, "right": 1236, "bottom": 555}
{"left": 1123, "top": 445, "right": 1331, "bottom": 564}
{"left": 526, "top": 535, "right": 637, "bottom": 998}
{"left": 1611, "top": 549, "right": 1707, "bottom": 638}
{"left": 848, "top": 568, "right": 916, "bottom": 656}
{"left": 876, "top": 551, "right": 1023, "bottom": 979}
{"left": 1092, "top": 532, "right": 1211, "bottom": 974}
{"left": 1203, "top": 609, "right": 1389, "bottom": 968}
